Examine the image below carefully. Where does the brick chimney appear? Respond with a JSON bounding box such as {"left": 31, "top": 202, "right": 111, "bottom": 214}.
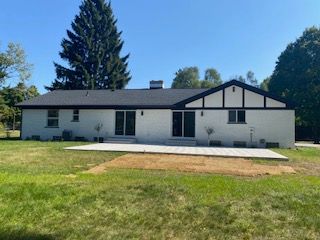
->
{"left": 149, "top": 80, "right": 164, "bottom": 89}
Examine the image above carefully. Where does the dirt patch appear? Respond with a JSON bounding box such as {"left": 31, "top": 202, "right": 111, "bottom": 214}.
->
{"left": 86, "top": 153, "right": 295, "bottom": 177}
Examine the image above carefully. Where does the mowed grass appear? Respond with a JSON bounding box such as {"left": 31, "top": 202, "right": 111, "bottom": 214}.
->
{"left": 0, "top": 141, "right": 122, "bottom": 174}
{"left": 254, "top": 147, "right": 320, "bottom": 176}
{"left": 0, "top": 141, "right": 319, "bottom": 239}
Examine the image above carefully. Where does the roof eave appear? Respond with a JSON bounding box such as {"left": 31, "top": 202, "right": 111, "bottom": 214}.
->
{"left": 18, "top": 105, "right": 174, "bottom": 110}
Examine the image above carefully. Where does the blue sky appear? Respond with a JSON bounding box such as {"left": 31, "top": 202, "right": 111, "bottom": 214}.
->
{"left": 1, "top": 0, "right": 320, "bottom": 93}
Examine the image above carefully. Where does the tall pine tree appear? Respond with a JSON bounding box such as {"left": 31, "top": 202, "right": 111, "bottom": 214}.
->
{"left": 47, "top": 0, "right": 130, "bottom": 90}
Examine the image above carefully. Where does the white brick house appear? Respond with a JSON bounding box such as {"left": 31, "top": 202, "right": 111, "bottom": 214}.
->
{"left": 17, "top": 80, "right": 295, "bottom": 148}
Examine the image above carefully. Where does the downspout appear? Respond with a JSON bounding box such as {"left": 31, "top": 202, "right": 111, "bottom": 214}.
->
{"left": 20, "top": 108, "right": 23, "bottom": 140}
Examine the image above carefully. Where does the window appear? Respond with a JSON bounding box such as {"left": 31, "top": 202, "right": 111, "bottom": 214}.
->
{"left": 237, "top": 110, "right": 246, "bottom": 123}
{"left": 228, "top": 110, "right": 246, "bottom": 124}
{"left": 47, "top": 110, "right": 59, "bottom": 127}
{"left": 115, "top": 111, "right": 136, "bottom": 136}
{"left": 172, "top": 111, "right": 195, "bottom": 137}
{"left": 73, "top": 109, "right": 79, "bottom": 122}
{"left": 228, "top": 110, "right": 237, "bottom": 123}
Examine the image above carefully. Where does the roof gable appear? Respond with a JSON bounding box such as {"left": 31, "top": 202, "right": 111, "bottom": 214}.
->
{"left": 175, "top": 80, "right": 293, "bottom": 108}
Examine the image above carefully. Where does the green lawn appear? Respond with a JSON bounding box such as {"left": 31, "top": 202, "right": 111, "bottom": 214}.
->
{"left": 0, "top": 141, "right": 319, "bottom": 240}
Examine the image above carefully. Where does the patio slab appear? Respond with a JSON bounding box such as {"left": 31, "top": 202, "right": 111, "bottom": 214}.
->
{"left": 65, "top": 143, "right": 288, "bottom": 160}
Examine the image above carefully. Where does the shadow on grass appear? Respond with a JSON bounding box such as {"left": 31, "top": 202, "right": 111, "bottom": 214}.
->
{"left": 0, "top": 230, "right": 56, "bottom": 240}
{"left": 0, "top": 137, "right": 20, "bottom": 141}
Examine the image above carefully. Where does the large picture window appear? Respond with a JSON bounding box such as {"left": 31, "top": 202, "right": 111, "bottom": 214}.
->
{"left": 115, "top": 111, "right": 136, "bottom": 136}
{"left": 47, "top": 110, "right": 59, "bottom": 127}
{"left": 228, "top": 110, "right": 246, "bottom": 124}
{"left": 172, "top": 111, "right": 195, "bottom": 137}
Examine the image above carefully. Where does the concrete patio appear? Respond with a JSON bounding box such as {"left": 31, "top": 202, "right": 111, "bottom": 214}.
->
{"left": 65, "top": 143, "right": 288, "bottom": 160}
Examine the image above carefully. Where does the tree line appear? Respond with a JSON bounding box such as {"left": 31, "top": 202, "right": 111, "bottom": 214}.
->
{"left": 0, "top": 43, "right": 39, "bottom": 130}
{"left": 171, "top": 68, "right": 261, "bottom": 89}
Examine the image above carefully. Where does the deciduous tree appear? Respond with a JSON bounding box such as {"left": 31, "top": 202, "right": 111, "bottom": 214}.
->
{"left": 0, "top": 83, "right": 39, "bottom": 130}
{"left": 268, "top": 27, "right": 320, "bottom": 142}
{"left": 171, "top": 67, "right": 201, "bottom": 88}
{"left": 172, "top": 67, "right": 223, "bottom": 88}
{"left": 0, "top": 43, "right": 32, "bottom": 86}
{"left": 201, "top": 68, "right": 223, "bottom": 88}
{"left": 246, "top": 70, "right": 258, "bottom": 87}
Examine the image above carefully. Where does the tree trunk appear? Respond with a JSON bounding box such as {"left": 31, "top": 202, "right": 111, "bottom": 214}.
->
{"left": 12, "top": 112, "right": 15, "bottom": 131}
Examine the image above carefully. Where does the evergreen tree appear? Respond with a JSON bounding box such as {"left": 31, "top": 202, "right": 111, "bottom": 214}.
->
{"left": 47, "top": 0, "right": 130, "bottom": 90}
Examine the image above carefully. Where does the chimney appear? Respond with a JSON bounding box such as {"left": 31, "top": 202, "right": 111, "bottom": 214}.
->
{"left": 149, "top": 80, "right": 164, "bottom": 89}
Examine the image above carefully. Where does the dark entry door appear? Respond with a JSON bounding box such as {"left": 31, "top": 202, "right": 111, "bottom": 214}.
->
{"left": 125, "top": 111, "right": 136, "bottom": 136}
{"left": 115, "top": 111, "right": 125, "bottom": 135}
{"left": 172, "top": 112, "right": 183, "bottom": 137}
{"left": 184, "top": 111, "right": 195, "bottom": 137}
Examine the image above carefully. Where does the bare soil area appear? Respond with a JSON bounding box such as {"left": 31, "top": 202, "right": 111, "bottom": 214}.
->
{"left": 86, "top": 153, "right": 295, "bottom": 177}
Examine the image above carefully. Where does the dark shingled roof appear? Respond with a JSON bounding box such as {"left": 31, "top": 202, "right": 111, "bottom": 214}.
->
{"left": 17, "top": 88, "right": 208, "bottom": 109}
{"left": 16, "top": 80, "right": 293, "bottom": 109}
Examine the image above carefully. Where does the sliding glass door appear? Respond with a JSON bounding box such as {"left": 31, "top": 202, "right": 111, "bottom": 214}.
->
{"left": 172, "top": 111, "right": 195, "bottom": 138}
{"left": 115, "top": 111, "right": 136, "bottom": 136}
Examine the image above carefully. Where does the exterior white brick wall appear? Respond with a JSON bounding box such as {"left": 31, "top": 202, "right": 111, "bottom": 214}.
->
{"left": 195, "top": 110, "right": 295, "bottom": 148}
{"left": 22, "top": 109, "right": 115, "bottom": 141}
{"left": 135, "top": 109, "right": 172, "bottom": 144}
{"left": 21, "top": 108, "right": 295, "bottom": 148}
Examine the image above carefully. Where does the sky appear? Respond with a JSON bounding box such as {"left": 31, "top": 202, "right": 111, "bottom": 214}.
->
{"left": 1, "top": 0, "right": 320, "bottom": 93}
